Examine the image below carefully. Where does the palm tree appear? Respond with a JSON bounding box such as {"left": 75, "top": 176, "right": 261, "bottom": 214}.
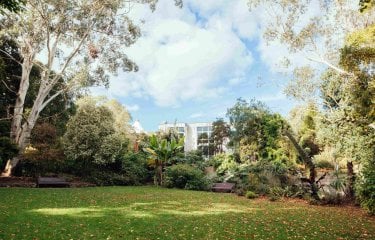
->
{"left": 144, "top": 135, "right": 184, "bottom": 185}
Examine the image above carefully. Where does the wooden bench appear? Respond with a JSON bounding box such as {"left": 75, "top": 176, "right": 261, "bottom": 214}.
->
{"left": 212, "top": 182, "right": 235, "bottom": 193}
{"left": 37, "top": 177, "right": 70, "bottom": 188}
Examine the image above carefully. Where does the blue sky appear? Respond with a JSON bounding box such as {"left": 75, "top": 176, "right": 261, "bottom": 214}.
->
{"left": 91, "top": 0, "right": 303, "bottom": 131}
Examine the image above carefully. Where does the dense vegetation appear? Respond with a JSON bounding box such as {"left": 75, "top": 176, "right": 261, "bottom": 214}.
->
{"left": 0, "top": 0, "right": 373, "bottom": 221}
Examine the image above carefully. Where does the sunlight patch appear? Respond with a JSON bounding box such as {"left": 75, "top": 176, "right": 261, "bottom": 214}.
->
{"left": 30, "top": 208, "right": 104, "bottom": 218}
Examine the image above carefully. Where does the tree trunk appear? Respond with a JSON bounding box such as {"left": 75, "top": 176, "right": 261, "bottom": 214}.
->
{"left": 156, "top": 165, "right": 163, "bottom": 186}
{"left": 2, "top": 53, "right": 34, "bottom": 177}
{"left": 346, "top": 161, "right": 355, "bottom": 199}
{"left": 3, "top": 51, "right": 54, "bottom": 176}
{"left": 10, "top": 54, "right": 33, "bottom": 143}
{"left": 284, "top": 130, "right": 319, "bottom": 200}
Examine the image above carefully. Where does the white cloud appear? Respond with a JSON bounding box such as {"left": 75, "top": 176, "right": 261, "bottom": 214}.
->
{"left": 91, "top": 0, "right": 254, "bottom": 107}
{"left": 189, "top": 112, "right": 204, "bottom": 119}
{"left": 124, "top": 104, "right": 140, "bottom": 112}
{"left": 257, "top": 91, "right": 286, "bottom": 102}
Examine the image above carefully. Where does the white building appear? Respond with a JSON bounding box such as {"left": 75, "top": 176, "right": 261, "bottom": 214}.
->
{"left": 158, "top": 122, "right": 229, "bottom": 157}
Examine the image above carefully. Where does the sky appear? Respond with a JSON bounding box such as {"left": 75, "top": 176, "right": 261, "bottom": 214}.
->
{"left": 90, "top": 0, "right": 311, "bottom": 132}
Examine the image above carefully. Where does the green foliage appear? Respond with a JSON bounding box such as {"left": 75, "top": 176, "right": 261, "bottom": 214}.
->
{"left": 63, "top": 97, "right": 130, "bottom": 175}
{"left": 227, "top": 98, "right": 292, "bottom": 163}
{"left": 356, "top": 157, "right": 375, "bottom": 215}
{"left": 211, "top": 118, "right": 230, "bottom": 154}
{"left": 83, "top": 152, "right": 150, "bottom": 186}
{"left": 330, "top": 167, "right": 346, "bottom": 192}
{"left": 144, "top": 134, "right": 184, "bottom": 185}
{"left": 245, "top": 191, "right": 258, "bottom": 199}
{"left": 0, "top": 136, "right": 18, "bottom": 168}
{"left": 20, "top": 123, "right": 66, "bottom": 177}
{"left": 164, "top": 164, "right": 209, "bottom": 190}
{"left": 314, "top": 160, "right": 334, "bottom": 170}
{"left": 119, "top": 152, "right": 151, "bottom": 185}
{"left": 169, "top": 150, "right": 206, "bottom": 171}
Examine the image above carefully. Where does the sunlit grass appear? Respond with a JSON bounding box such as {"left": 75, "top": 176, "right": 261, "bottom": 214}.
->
{"left": 0, "top": 186, "right": 374, "bottom": 240}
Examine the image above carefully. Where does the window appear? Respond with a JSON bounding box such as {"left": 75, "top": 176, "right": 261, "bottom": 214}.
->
{"left": 176, "top": 127, "right": 185, "bottom": 138}
{"left": 197, "top": 125, "right": 213, "bottom": 158}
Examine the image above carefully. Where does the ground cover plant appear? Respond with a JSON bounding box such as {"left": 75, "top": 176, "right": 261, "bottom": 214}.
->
{"left": 0, "top": 186, "right": 374, "bottom": 240}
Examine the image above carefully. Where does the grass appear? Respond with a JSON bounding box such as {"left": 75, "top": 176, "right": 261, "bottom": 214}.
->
{"left": 0, "top": 186, "right": 374, "bottom": 240}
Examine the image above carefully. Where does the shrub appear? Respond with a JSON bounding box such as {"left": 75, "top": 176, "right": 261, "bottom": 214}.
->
{"left": 119, "top": 152, "right": 150, "bottom": 185}
{"left": 164, "top": 164, "right": 209, "bottom": 190}
{"left": 321, "top": 190, "right": 344, "bottom": 205}
{"left": 169, "top": 150, "right": 206, "bottom": 171}
{"left": 269, "top": 186, "right": 286, "bottom": 197}
{"left": 269, "top": 195, "right": 280, "bottom": 201}
{"left": 0, "top": 136, "right": 18, "bottom": 169}
{"left": 246, "top": 191, "right": 259, "bottom": 199}
{"left": 85, "top": 171, "right": 130, "bottom": 186}
{"left": 268, "top": 186, "right": 303, "bottom": 199}
{"left": 356, "top": 160, "right": 375, "bottom": 215}
{"left": 315, "top": 159, "right": 334, "bottom": 169}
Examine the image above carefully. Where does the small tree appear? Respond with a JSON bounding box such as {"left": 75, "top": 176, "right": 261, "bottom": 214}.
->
{"left": 211, "top": 118, "right": 230, "bottom": 155}
{"left": 63, "top": 97, "right": 130, "bottom": 175}
{"left": 144, "top": 135, "right": 184, "bottom": 186}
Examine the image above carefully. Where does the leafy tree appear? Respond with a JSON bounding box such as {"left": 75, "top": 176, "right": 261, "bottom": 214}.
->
{"left": 227, "top": 98, "right": 287, "bottom": 163}
{"left": 248, "top": 0, "right": 373, "bottom": 76}
{"left": 143, "top": 135, "right": 184, "bottom": 186}
{"left": 211, "top": 118, "right": 230, "bottom": 154}
{"left": 63, "top": 97, "right": 130, "bottom": 176}
{"left": 0, "top": 37, "right": 74, "bottom": 168}
{"left": 287, "top": 103, "right": 322, "bottom": 199}
{"left": 0, "top": 0, "right": 169, "bottom": 175}
{"left": 318, "top": 22, "right": 374, "bottom": 202}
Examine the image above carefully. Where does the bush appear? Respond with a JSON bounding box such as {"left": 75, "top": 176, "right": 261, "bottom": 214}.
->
{"left": 269, "top": 195, "right": 280, "bottom": 201}
{"left": 315, "top": 160, "right": 334, "bottom": 169}
{"left": 85, "top": 171, "right": 130, "bottom": 186}
{"left": 356, "top": 160, "right": 375, "bottom": 215}
{"left": 164, "top": 164, "right": 209, "bottom": 190}
{"left": 0, "top": 136, "right": 18, "bottom": 169}
{"left": 269, "top": 186, "right": 286, "bottom": 198}
{"left": 83, "top": 152, "right": 150, "bottom": 186}
{"left": 169, "top": 150, "right": 206, "bottom": 171}
{"left": 119, "top": 152, "right": 150, "bottom": 185}
{"left": 321, "top": 190, "right": 344, "bottom": 205}
{"left": 246, "top": 191, "right": 258, "bottom": 199}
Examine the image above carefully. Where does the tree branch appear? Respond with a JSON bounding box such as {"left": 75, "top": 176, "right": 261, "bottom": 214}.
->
{"left": 0, "top": 49, "right": 22, "bottom": 66}
{"left": 40, "top": 89, "right": 64, "bottom": 111}
{"left": 306, "top": 56, "right": 353, "bottom": 76}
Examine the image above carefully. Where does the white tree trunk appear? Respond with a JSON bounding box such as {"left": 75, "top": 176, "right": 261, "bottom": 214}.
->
{"left": 10, "top": 54, "right": 33, "bottom": 144}
{"left": 2, "top": 75, "right": 54, "bottom": 176}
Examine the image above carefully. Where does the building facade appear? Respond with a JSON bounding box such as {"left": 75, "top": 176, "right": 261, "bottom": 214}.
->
{"left": 158, "top": 122, "right": 228, "bottom": 157}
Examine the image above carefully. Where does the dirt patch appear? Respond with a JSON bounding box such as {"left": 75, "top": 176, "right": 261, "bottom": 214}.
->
{"left": 0, "top": 177, "right": 36, "bottom": 187}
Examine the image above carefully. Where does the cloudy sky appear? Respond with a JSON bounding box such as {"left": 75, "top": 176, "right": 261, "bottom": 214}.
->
{"left": 91, "top": 0, "right": 307, "bottom": 131}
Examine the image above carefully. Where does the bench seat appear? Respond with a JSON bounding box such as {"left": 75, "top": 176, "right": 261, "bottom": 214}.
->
{"left": 37, "top": 177, "right": 70, "bottom": 188}
{"left": 212, "top": 182, "right": 235, "bottom": 193}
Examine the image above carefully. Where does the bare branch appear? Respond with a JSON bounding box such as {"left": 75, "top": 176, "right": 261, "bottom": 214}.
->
{"left": 0, "top": 49, "right": 22, "bottom": 66}
{"left": 1, "top": 79, "right": 17, "bottom": 93}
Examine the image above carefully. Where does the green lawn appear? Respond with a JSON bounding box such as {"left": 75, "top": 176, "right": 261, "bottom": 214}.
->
{"left": 0, "top": 187, "right": 374, "bottom": 240}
